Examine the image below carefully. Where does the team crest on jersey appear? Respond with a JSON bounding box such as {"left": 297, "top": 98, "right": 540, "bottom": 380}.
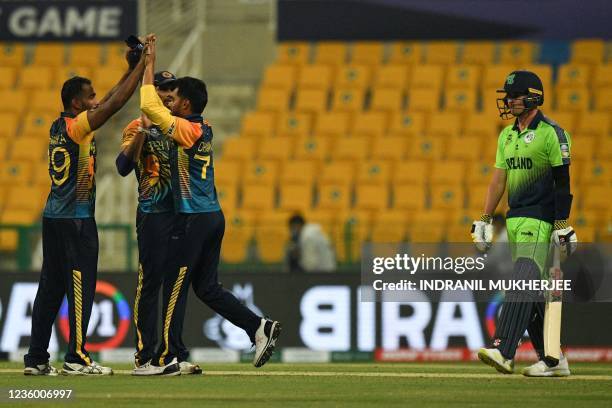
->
{"left": 524, "top": 131, "right": 535, "bottom": 144}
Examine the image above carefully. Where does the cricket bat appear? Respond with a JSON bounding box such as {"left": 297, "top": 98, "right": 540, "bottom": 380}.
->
{"left": 543, "top": 243, "right": 563, "bottom": 364}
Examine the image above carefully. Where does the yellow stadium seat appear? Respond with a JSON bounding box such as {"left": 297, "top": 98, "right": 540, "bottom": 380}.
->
{"left": 356, "top": 161, "right": 392, "bottom": 185}
{"left": 369, "top": 88, "right": 404, "bottom": 112}
{"left": 575, "top": 112, "right": 610, "bottom": 138}
{"left": 371, "top": 210, "right": 411, "bottom": 243}
{"left": 571, "top": 39, "right": 605, "bottom": 64}
{"left": 599, "top": 137, "right": 612, "bottom": 161}
{"left": 277, "top": 42, "right": 310, "bottom": 64}
{"left": 19, "top": 67, "right": 53, "bottom": 90}
{"left": 6, "top": 185, "right": 46, "bottom": 212}
{"left": 373, "top": 65, "right": 410, "bottom": 90}
{"left": 331, "top": 88, "right": 365, "bottom": 112}
{"left": 69, "top": 43, "right": 102, "bottom": 67}
{"left": 351, "top": 42, "right": 385, "bottom": 65}
{"left": 408, "top": 137, "right": 444, "bottom": 161}
{"left": 557, "top": 64, "right": 592, "bottom": 89}
{"left": 462, "top": 113, "right": 499, "bottom": 138}
{"left": 556, "top": 89, "right": 590, "bottom": 112}
{"left": 0, "top": 209, "right": 39, "bottom": 252}
{"left": 445, "top": 136, "right": 483, "bottom": 160}
{"left": 571, "top": 136, "right": 597, "bottom": 161}
{"left": 276, "top": 112, "right": 312, "bottom": 137}
{"left": 294, "top": 89, "right": 329, "bottom": 113}
{"left": 580, "top": 161, "right": 610, "bottom": 186}
{"left": 294, "top": 135, "right": 330, "bottom": 162}
{"left": 92, "top": 67, "right": 124, "bottom": 92}
{"left": 216, "top": 160, "right": 242, "bottom": 185}
{"left": 482, "top": 65, "right": 516, "bottom": 89}
{"left": 258, "top": 137, "right": 293, "bottom": 163}
{"left": 0, "top": 161, "right": 32, "bottom": 185}
{"left": 582, "top": 185, "right": 609, "bottom": 211}
{"left": 407, "top": 88, "right": 440, "bottom": 112}
{"left": 0, "top": 43, "right": 25, "bottom": 67}
{"left": 314, "top": 111, "right": 350, "bottom": 138}
{"left": 217, "top": 181, "right": 238, "bottom": 211}
{"left": 594, "top": 88, "right": 612, "bottom": 111}
{"left": 319, "top": 161, "right": 355, "bottom": 186}
{"left": 430, "top": 161, "right": 466, "bottom": 185}
{"left": 466, "top": 162, "right": 495, "bottom": 186}
{"left": 262, "top": 64, "right": 298, "bottom": 89}
{"left": 351, "top": 111, "right": 388, "bottom": 138}
{"left": 388, "top": 41, "right": 423, "bottom": 64}
{"left": 21, "top": 113, "right": 53, "bottom": 138}
{"left": 592, "top": 64, "right": 612, "bottom": 89}
{"left": 32, "top": 43, "right": 66, "bottom": 66}
{"left": 393, "top": 185, "right": 426, "bottom": 210}
{"left": 280, "top": 160, "right": 317, "bottom": 185}
{"left": 279, "top": 184, "right": 314, "bottom": 212}
{"left": 481, "top": 87, "right": 507, "bottom": 123}
{"left": 104, "top": 42, "right": 128, "bottom": 67}
{"left": 444, "top": 89, "right": 477, "bottom": 112}
{"left": 255, "top": 212, "right": 291, "bottom": 263}
{"left": 314, "top": 42, "right": 348, "bottom": 66}
{"left": 446, "top": 65, "right": 481, "bottom": 90}
{"left": 317, "top": 184, "right": 352, "bottom": 210}
{"left": 0, "top": 139, "right": 7, "bottom": 161}
{"left": 257, "top": 87, "right": 292, "bottom": 112}
{"left": 31, "top": 91, "right": 62, "bottom": 115}
{"left": 335, "top": 65, "right": 371, "bottom": 89}
{"left": 424, "top": 41, "right": 459, "bottom": 65}
{"left": 461, "top": 41, "right": 496, "bottom": 65}
{"left": 241, "top": 111, "right": 276, "bottom": 137}
{"left": 427, "top": 112, "right": 461, "bottom": 138}
{"left": 388, "top": 112, "right": 426, "bottom": 137}
{"left": 10, "top": 137, "right": 47, "bottom": 161}
{"left": 431, "top": 184, "right": 464, "bottom": 210}
{"left": 244, "top": 161, "right": 279, "bottom": 186}
{"left": 302, "top": 209, "right": 338, "bottom": 238}
{"left": 335, "top": 210, "right": 370, "bottom": 262}
{"left": 410, "top": 64, "right": 445, "bottom": 89}
{"left": 0, "top": 114, "right": 18, "bottom": 139}
{"left": 467, "top": 185, "right": 490, "bottom": 210}
{"left": 55, "top": 66, "right": 93, "bottom": 87}
{"left": 242, "top": 184, "right": 276, "bottom": 210}
{"left": 498, "top": 41, "right": 535, "bottom": 64}
{"left": 394, "top": 161, "right": 429, "bottom": 185}
{"left": 519, "top": 64, "right": 553, "bottom": 93}
{"left": 0, "top": 67, "right": 16, "bottom": 89}
{"left": 355, "top": 184, "right": 389, "bottom": 211}
{"left": 335, "top": 136, "right": 370, "bottom": 161}
{"left": 222, "top": 212, "right": 256, "bottom": 263}
{"left": 371, "top": 137, "right": 407, "bottom": 161}
{"left": 543, "top": 111, "right": 576, "bottom": 134}
{"left": 222, "top": 137, "right": 257, "bottom": 161}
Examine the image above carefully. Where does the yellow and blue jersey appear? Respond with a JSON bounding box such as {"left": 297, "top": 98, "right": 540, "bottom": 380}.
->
{"left": 43, "top": 111, "right": 97, "bottom": 218}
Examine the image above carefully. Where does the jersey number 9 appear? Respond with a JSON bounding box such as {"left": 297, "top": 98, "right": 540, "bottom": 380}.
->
{"left": 50, "top": 147, "right": 71, "bottom": 186}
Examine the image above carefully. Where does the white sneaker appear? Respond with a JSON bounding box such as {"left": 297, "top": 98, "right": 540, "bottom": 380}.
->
{"left": 253, "top": 319, "right": 281, "bottom": 368}
{"left": 61, "top": 361, "right": 113, "bottom": 376}
{"left": 24, "top": 363, "right": 59, "bottom": 376}
{"left": 132, "top": 358, "right": 180, "bottom": 376}
{"left": 179, "top": 361, "right": 203, "bottom": 375}
{"left": 477, "top": 347, "right": 514, "bottom": 374}
{"left": 522, "top": 355, "right": 571, "bottom": 377}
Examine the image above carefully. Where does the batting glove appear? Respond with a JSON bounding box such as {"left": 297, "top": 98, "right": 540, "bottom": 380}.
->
{"left": 471, "top": 214, "right": 494, "bottom": 253}
{"left": 551, "top": 220, "right": 578, "bottom": 260}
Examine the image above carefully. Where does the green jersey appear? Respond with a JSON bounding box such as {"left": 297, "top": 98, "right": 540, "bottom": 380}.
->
{"left": 495, "top": 110, "right": 571, "bottom": 224}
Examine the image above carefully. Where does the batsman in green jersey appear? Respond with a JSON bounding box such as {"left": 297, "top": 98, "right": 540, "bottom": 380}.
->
{"left": 470, "top": 71, "right": 578, "bottom": 377}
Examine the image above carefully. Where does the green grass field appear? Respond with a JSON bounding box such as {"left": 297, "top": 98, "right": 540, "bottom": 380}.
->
{"left": 1, "top": 362, "right": 611, "bottom": 407}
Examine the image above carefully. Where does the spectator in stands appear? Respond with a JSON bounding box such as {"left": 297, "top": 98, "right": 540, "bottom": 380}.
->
{"left": 286, "top": 214, "right": 336, "bottom": 273}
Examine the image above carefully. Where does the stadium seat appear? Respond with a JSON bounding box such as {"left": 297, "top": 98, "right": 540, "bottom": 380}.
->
{"left": 556, "top": 88, "right": 590, "bottom": 112}
{"left": 408, "top": 210, "right": 449, "bottom": 241}
{"left": 331, "top": 88, "right": 365, "bottom": 112}
{"left": 335, "top": 210, "right": 370, "bottom": 262}
{"left": 262, "top": 64, "right": 298, "bottom": 89}
{"left": 579, "top": 161, "right": 610, "bottom": 186}
{"left": 394, "top": 161, "right": 429, "bottom": 185}
{"left": 482, "top": 65, "right": 516, "bottom": 90}
{"left": 408, "top": 137, "right": 444, "bottom": 160}
{"left": 241, "top": 184, "right": 276, "bottom": 210}
{"left": 0, "top": 114, "right": 18, "bottom": 139}
{"left": 104, "top": 42, "right": 128, "bottom": 67}
{"left": 280, "top": 160, "right": 317, "bottom": 185}
{"left": 351, "top": 111, "right": 388, "bottom": 138}
{"left": 9, "top": 137, "right": 47, "bottom": 161}
{"left": 369, "top": 88, "right": 404, "bottom": 112}
{"left": 407, "top": 88, "right": 440, "bottom": 112}
{"left": 544, "top": 111, "right": 576, "bottom": 134}
{"left": 221, "top": 137, "right": 257, "bottom": 161}
{"left": 254, "top": 212, "right": 291, "bottom": 263}
{"left": 388, "top": 112, "right": 426, "bottom": 137}
{"left": 217, "top": 180, "right": 239, "bottom": 211}
{"left": 410, "top": 64, "right": 445, "bottom": 89}
{"left": 335, "top": 136, "right": 370, "bottom": 161}
{"left": 69, "top": 43, "right": 103, "bottom": 67}
{"left": 241, "top": 111, "right": 276, "bottom": 137}
{"left": 0, "top": 161, "right": 32, "bottom": 186}
{"left": 594, "top": 88, "right": 612, "bottom": 111}
{"left": 557, "top": 64, "right": 592, "bottom": 89}
{"left": 314, "top": 111, "right": 350, "bottom": 138}
{"left": 571, "top": 136, "right": 597, "bottom": 161}
{"left": 319, "top": 162, "right": 355, "bottom": 186}
{"left": 21, "top": 113, "right": 53, "bottom": 138}
{"left": 294, "top": 89, "right": 329, "bottom": 113}
{"left": 461, "top": 41, "right": 496, "bottom": 65}
{"left": 317, "top": 184, "right": 352, "bottom": 210}
{"left": 467, "top": 185, "right": 489, "bottom": 210}
{"left": 279, "top": 184, "right": 314, "bottom": 212}
{"left": 445, "top": 136, "right": 483, "bottom": 160}
{"left": 373, "top": 65, "right": 410, "bottom": 90}
{"left": 393, "top": 185, "right": 427, "bottom": 210}
{"left": 599, "top": 137, "right": 612, "bottom": 161}
{"left": 0, "top": 67, "right": 16, "bottom": 89}
{"left": 371, "top": 137, "right": 407, "bottom": 161}
{"left": 388, "top": 41, "right": 423, "bottom": 64}
{"left": 294, "top": 135, "right": 330, "bottom": 162}
{"left": 5, "top": 185, "right": 46, "bottom": 212}
{"left": 314, "top": 42, "right": 348, "bottom": 65}
{"left": 0, "top": 43, "right": 25, "bottom": 67}
{"left": 498, "top": 41, "right": 536, "bottom": 64}
{"left": 355, "top": 184, "right": 389, "bottom": 211}
{"left": 424, "top": 41, "right": 459, "bottom": 65}
{"left": 0, "top": 139, "right": 8, "bottom": 161}
{"left": 335, "top": 65, "right": 371, "bottom": 89}
{"left": 520, "top": 64, "right": 553, "bottom": 94}
{"left": 19, "top": 66, "right": 53, "bottom": 90}
{"left": 581, "top": 185, "right": 609, "bottom": 211}
{"left": 243, "top": 162, "right": 279, "bottom": 186}
{"left": 222, "top": 212, "right": 255, "bottom": 263}
{"left": 427, "top": 112, "right": 462, "bottom": 138}
{"left": 276, "top": 112, "right": 312, "bottom": 137}
{"left": 462, "top": 113, "right": 500, "bottom": 138}
{"left": 298, "top": 65, "right": 333, "bottom": 91}
{"left": 446, "top": 65, "right": 481, "bottom": 90}
{"left": 215, "top": 160, "right": 242, "bottom": 186}
{"left": 351, "top": 42, "right": 385, "bottom": 65}
{"left": 465, "top": 162, "right": 495, "bottom": 186}
{"left": 430, "top": 161, "right": 466, "bottom": 185}
{"left": 575, "top": 112, "right": 610, "bottom": 138}
{"left": 257, "top": 87, "right": 292, "bottom": 112}
{"left": 444, "top": 88, "right": 477, "bottom": 112}
{"left": 356, "top": 161, "right": 392, "bottom": 185}
{"left": 431, "top": 184, "right": 464, "bottom": 210}
{"left": 571, "top": 39, "right": 605, "bottom": 64}
{"left": 32, "top": 43, "right": 66, "bottom": 66}
{"left": 277, "top": 42, "right": 310, "bottom": 64}
{"left": 0, "top": 209, "right": 39, "bottom": 252}
{"left": 370, "top": 210, "right": 411, "bottom": 243}
{"left": 92, "top": 67, "right": 124, "bottom": 92}
{"left": 302, "top": 209, "right": 338, "bottom": 238}
{"left": 55, "top": 66, "right": 92, "bottom": 88}
{"left": 592, "top": 64, "right": 612, "bottom": 89}
{"left": 258, "top": 137, "right": 293, "bottom": 163}
{"left": 31, "top": 91, "right": 63, "bottom": 115}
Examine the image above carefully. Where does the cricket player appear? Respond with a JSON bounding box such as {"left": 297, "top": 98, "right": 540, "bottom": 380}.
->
{"left": 24, "top": 38, "right": 151, "bottom": 376}
{"left": 471, "top": 70, "right": 577, "bottom": 377}
{"left": 116, "top": 71, "right": 201, "bottom": 376}
{"left": 139, "top": 37, "right": 281, "bottom": 373}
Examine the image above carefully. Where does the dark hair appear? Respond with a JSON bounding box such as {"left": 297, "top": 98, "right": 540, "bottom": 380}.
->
{"left": 289, "top": 214, "right": 306, "bottom": 227}
{"left": 61, "top": 76, "right": 91, "bottom": 109}
{"left": 175, "top": 76, "right": 207, "bottom": 114}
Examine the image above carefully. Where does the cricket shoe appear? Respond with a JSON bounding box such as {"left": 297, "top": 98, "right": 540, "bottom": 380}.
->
{"left": 477, "top": 347, "right": 514, "bottom": 374}
{"left": 522, "top": 355, "right": 570, "bottom": 377}
{"left": 253, "top": 319, "right": 282, "bottom": 368}
{"left": 179, "top": 361, "right": 203, "bottom": 375}
{"left": 132, "top": 358, "right": 181, "bottom": 376}
{"left": 61, "top": 361, "right": 113, "bottom": 376}
{"left": 24, "top": 363, "right": 59, "bottom": 376}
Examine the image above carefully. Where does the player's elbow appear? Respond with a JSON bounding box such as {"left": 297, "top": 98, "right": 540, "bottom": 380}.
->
{"left": 115, "top": 152, "right": 134, "bottom": 177}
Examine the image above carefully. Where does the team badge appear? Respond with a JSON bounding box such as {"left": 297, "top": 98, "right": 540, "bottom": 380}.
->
{"left": 524, "top": 131, "right": 535, "bottom": 144}
{"left": 560, "top": 143, "right": 570, "bottom": 158}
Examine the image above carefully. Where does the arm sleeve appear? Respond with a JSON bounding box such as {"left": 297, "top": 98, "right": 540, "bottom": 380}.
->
{"left": 494, "top": 132, "right": 507, "bottom": 169}
{"left": 115, "top": 152, "right": 135, "bottom": 177}
{"left": 65, "top": 111, "right": 92, "bottom": 144}
{"left": 547, "top": 128, "right": 571, "bottom": 167}
{"left": 552, "top": 164, "right": 573, "bottom": 221}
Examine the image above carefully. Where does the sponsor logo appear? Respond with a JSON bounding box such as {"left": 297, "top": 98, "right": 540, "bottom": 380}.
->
{"left": 520, "top": 231, "right": 534, "bottom": 236}
{"left": 506, "top": 74, "right": 516, "bottom": 85}
{"left": 560, "top": 143, "right": 570, "bottom": 158}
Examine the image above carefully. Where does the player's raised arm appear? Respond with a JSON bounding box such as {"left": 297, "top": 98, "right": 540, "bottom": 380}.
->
{"left": 115, "top": 117, "right": 147, "bottom": 177}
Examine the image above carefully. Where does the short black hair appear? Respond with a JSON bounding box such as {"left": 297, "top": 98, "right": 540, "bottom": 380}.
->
{"left": 289, "top": 214, "right": 306, "bottom": 227}
{"left": 175, "top": 76, "right": 207, "bottom": 114}
{"left": 61, "top": 76, "right": 91, "bottom": 110}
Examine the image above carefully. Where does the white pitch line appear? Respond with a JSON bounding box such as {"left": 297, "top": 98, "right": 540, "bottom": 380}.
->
{"left": 1, "top": 369, "right": 611, "bottom": 381}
